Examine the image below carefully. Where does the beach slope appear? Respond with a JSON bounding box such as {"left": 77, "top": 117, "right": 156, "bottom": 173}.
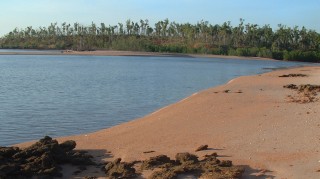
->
{"left": 17, "top": 66, "right": 320, "bottom": 178}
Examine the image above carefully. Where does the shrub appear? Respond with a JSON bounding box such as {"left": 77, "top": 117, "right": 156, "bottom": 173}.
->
{"left": 236, "top": 48, "right": 248, "bottom": 56}
{"left": 248, "top": 47, "right": 259, "bottom": 57}
{"left": 257, "top": 48, "right": 273, "bottom": 58}
{"left": 210, "top": 48, "right": 221, "bottom": 55}
{"left": 272, "top": 51, "right": 284, "bottom": 60}
{"left": 284, "top": 50, "right": 320, "bottom": 62}
{"left": 227, "top": 48, "right": 237, "bottom": 56}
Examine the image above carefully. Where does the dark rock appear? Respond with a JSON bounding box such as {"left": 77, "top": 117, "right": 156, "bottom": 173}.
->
{"left": 105, "top": 158, "right": 136, "bottom": 179}
{"left": 100, "top": 151, "right": 245, "bottom": 179}
{"left": 219, "top": 160, "right": 232, "bottom": 167}
{"left": 204, "top": 152, "right": 218, "bottom": 158}
{"left": 0, "top": 136, "right": 94, "bottom": 178}
{"left": 195, "top": 144, "right": 208, "bottom": 152}
{"left": 59, "top": 140, "right": 76, "bottom": 152}
{"left": 141, "top": 155, "right": 173, "bottom": 169}
{"left": 203, "top": 152, "right": 220, "bottom": 164}
{"left": 149, "top": 168, "right": 179, "bottom": 179}
{"left": 0, "top": 147, "right": 20, "bottom": 158}
{"left": 67, "top": 151, "right": 94, "bottom": 165}
{"left": 84, "top": 176, "right": 98, "bottom": 179}
{"left": 39, "top": 136, "right": 54, "bottom": 144}
{"left": 0, "top": 163, "right": 21, "bottom": 176}
{"left": 39, "top": 167, "right": 62, "bottom": 177}
{"left": 175, "top": 153, "right": 198, "bottom": 164}
{"left": 147, "top": 152, "right": 243, "bottom": 179}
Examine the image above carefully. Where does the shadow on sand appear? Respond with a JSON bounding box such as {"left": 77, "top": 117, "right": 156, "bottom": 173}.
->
{"left": 240, "top": 165, "right": 275, "bottom": 179}
{"left": 60, "top": 149, "right": 112, "bottom": 179}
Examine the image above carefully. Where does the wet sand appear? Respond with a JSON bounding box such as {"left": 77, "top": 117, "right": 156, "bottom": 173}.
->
{"left": 16, "top": 66, "right": 320, "bottom": 178}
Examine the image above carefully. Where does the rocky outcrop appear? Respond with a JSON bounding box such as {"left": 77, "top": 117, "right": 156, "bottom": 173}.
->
{"left": 104, "top": 158, "right": 136, "bottom": 179}
{"left": 148, "top": 152, "right": 244, "bottom": 179}
{"left": 0, "top": 136, "right": 94, "bottom": 178}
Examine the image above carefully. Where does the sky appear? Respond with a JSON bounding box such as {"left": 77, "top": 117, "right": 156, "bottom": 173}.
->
{"left": 0, "top": 0, "right": 319, "bottom": 36}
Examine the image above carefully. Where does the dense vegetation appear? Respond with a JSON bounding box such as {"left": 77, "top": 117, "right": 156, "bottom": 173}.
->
{"left": 0, "top": 19, "right": 319, "bottom": 62}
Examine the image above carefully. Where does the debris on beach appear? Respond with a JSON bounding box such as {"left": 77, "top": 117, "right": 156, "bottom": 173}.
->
{"left": 223, "top": 90, "right": 231, "bottom": 93}
{"left": 283, "top": 84, "right": 298, "bottom": 90}
{"left": 284, "top": 84, "right": 320, "bottom": 103}
{"left": 0, "top": 136, "right": 94, "bottom": 178}
{"left": 297, "top": 84, "right": 320, "bottom": 93}
{"left": 195, "top": 144, "right": 209, "bottom": 152}
{"left": 143, "top": 150, "right": 156, "bottom": 154}
{"left": 279, "top": 74, "right": 307, "bottom": 77}
{"left": 214, "top": 90, "right": 243, "bottom": 94}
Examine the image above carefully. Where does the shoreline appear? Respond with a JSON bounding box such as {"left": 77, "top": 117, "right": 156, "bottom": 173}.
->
{"left": 15, "top": 65, "right": 320, "bottom": 178}
{"left": 0, "top": 49, "right": 275, "bottom": 61}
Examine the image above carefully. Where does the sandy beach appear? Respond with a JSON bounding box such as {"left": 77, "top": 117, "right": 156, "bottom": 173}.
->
{"left": 0, "top": 49, "right": 274, "bottom": 61}
{"left": 62, "top": 50, "right": 273, "bottom": 60}
{"left": 14, "top": 64, "right": 320, "bottom": 178}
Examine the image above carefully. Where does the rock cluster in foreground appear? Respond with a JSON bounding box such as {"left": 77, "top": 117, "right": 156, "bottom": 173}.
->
{"left": 1, "top": 138, "right": 244, "bottom": 179}
{"left": 104, "top": 152, "right": 244, "bottom": 179}
{"left": 0, "top": 136, "right": 94, "bottom": 178}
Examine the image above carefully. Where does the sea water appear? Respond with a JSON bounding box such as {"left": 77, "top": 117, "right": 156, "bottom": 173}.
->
{"left": 0, "top": 54, "right": 313, "bottom": 146}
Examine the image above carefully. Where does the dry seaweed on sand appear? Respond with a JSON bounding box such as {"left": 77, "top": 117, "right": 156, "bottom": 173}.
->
{"left": 284, "top": 84, "right": 320, "bottom": 93}
{"left": 143, "top": 150, "right": 156, "bottom": 154}
{"left": 296, "top": 84, "right": 320, "bottom": 93}
{"left": 279, "top": 74, "right": 307, "bottom": 77}
{"left": 283, "top": 84, "right": 298, "bottom": 89}
{"left": 284, "top": 84, "right": 320, "bottom": 103}
{"left": 0, "top": 136, "right": 95, "bottom": 178}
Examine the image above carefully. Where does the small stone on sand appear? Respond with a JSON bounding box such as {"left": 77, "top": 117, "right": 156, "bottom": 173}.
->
{"left": 195, "top": 144, "right": 208, "bottom": 152}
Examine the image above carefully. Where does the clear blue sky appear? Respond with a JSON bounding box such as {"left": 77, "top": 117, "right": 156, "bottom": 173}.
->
{"left": 0, "top": 0, "right": 319, "bottom": 36}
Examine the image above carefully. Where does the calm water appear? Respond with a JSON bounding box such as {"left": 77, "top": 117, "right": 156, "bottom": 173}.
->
{"left": 0, "top": 49, "right": 61, "bottom": 53}
{"left": 0, "top": 55, "right": 312, "bottom": 146}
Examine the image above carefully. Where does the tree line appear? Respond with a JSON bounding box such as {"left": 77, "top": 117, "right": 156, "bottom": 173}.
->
{"left": 0, "top": 19, "right": 319, "bottom": 62}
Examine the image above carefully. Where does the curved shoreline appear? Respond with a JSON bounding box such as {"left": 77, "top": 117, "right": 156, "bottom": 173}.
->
{"left": 15, "top": 65, "right": 320, "bottom": 178}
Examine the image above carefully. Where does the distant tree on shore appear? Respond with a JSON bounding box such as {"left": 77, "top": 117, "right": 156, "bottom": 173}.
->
{"left": 0, "top": 19, "right": 319, "bottom": 62}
